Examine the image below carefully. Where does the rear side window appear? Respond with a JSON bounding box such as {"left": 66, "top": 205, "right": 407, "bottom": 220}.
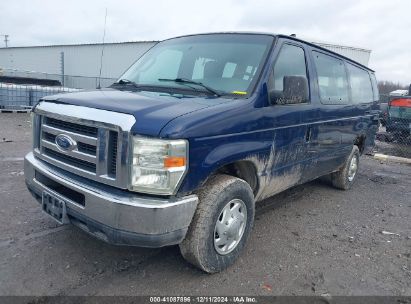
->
{"left": 347, "top": 63, "right": 374, "bottom": 103}
{"left": 312, "top": 51, "right": 349, "bottom": 105}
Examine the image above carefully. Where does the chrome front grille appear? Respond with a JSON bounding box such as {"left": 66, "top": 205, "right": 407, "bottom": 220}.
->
{"left": 43, "top": 147, "right": 97, "bottom": 173}
{"left": 41, "top": 117, "right": 100, "bottom": 174}
{"left": 108, "top": 131, "right": 118, "bottom": 176}
{"left": 33, "top": 101, "right": 136, "bottom": 189}
{"left": 45, "top": 117, "right": 98, "bottom": 137}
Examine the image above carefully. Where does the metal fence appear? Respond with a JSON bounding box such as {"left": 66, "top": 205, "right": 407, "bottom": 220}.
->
{"left": 374, "top": 95, "right": 411, "bottom": 159}
{"left": 0, "top": 68, "right": 117, "bottom": 90}
{"left": 0, "top": 68, "right": 117, "bottom": 110}
{"left": 0, "top": 83, "right": 78, "bottom": 110}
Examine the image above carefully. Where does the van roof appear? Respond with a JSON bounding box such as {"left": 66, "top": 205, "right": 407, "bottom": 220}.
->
{"left": 168, "top": 32, "right": 374, "bottom": 72}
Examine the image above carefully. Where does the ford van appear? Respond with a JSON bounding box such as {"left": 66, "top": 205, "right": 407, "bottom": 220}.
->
{"left": 24, "top": 33, "right": 380, "bottom": 273}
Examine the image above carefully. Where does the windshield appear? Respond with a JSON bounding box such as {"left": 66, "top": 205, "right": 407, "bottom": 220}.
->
{"left": 118, "top": 34, "right": 274, "bottom": 96}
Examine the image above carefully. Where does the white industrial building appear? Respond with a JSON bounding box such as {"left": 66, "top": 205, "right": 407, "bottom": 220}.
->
{"left": 0, "top": 41, "right": 157, "bottom": 88}
{"left": 0, "top": 37, "right": 371, "bottom": 89}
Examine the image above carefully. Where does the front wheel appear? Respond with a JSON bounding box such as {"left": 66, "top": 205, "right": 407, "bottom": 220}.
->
{"left": 179, "top": 174, "right": 255, "bottom": 273}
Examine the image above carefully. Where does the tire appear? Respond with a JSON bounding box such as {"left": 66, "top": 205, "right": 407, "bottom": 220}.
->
{"left": 330, "top": 145, "right": 360, "bottom": 190}
{"left": 179, "top": 174, "right": 255, "bottom": 273}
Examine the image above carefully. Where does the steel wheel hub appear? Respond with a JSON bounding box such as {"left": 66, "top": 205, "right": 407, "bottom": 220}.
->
{"left": 348, "top": 155, "right": 358, "bottom": 182}
{"left": 214, "top": 199, "right": 247, "bottom": 255}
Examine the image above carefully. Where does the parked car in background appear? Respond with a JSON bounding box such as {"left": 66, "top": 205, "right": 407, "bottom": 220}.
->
{"left": 389, "top": 89, "right": 409, "bottom": 97}
{"left": 379, "top": 89, "right": 409, "bottom": 126}
{"left": 24, "top": 33, "right": 380, "bottom": 273}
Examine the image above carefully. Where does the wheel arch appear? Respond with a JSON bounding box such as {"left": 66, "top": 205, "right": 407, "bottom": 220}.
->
{"left": 354, "top": 135, "right": 366, "bottom": 154}
{"left": 213, "top": 160, "right": 259, "bottom": 197}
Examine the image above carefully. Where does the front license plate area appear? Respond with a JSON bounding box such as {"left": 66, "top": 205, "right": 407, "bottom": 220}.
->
{"left": 42, "top": 191, "right": 69, "bottom": 224}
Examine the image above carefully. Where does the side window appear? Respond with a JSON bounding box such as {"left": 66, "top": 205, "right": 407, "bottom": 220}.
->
{"left": 312, "top": 51, "right": 349, "bottom": 105}
{"left": 347, "top": 64, "right": 374, "bottom": 103}
{"left": 270, "top": 44, "right": 309, "bottom": 104}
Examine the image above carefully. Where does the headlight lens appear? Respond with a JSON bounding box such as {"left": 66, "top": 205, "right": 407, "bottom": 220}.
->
{"left": 129, "top": 137, "right": 188, "bottom": 195}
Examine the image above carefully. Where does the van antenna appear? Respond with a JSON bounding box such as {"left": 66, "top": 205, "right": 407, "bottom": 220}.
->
{"left": 97, "top": 8, "right": 108, "bottom": 89}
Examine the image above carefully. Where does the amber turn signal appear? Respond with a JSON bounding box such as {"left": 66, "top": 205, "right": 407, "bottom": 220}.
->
{"left": 164, "top": 156, "right": 186, "bottom": 168}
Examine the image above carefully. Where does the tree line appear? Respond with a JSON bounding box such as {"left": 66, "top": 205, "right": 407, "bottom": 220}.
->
{"left": 378, "top": 80, "right": 410, "bottom": 95}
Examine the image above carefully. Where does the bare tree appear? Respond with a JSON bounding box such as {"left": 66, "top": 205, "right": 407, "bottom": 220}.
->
{"left": 378, "top": 80, "right": 408, "bottom": 95}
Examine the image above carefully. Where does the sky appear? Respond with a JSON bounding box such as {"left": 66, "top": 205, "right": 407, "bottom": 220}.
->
{"left": 0, "top": 0, "right": 410, "bottom": 85}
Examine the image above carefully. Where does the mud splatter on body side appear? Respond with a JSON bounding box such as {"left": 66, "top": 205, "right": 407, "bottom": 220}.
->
{"left": 247, "top": 139, "right": 304, "bottom": 201}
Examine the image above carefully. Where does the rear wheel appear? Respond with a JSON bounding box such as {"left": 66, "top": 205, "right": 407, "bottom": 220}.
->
{"left": 179, "top": 174, "right": 255, "bottom": 273}
{"left": 330, "top": 145, "right": 360, "bottom": 190}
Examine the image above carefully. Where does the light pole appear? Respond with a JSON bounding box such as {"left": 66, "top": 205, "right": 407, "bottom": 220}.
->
{"left": 0, "top": 35, "right": 9, "bottom": 47}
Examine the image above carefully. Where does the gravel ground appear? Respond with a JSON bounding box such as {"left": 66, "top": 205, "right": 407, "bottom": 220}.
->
{"left": 0, "top": 113, "right": 410, "bottom": 296}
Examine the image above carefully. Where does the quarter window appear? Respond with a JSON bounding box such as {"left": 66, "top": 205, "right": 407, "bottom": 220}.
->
{"left": 313, "top": 51, "right": 349, "bottom": 104}
{"left": 347, "top": 64, "right": 374, "bottom": 103}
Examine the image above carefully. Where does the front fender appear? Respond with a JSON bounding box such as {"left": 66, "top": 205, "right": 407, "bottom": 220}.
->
{"left": 204, "top": 141, "right": 268, "bottom": 167}
{"left": 177, "top": 135, "right": 272, "bottom": 195}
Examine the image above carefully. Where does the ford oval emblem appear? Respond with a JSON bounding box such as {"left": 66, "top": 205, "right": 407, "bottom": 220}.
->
{"left": 55, "top": 134, "right": 77, "bottom": 151}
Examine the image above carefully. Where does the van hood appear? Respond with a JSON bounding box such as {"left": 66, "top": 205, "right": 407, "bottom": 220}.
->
{"left": 41, "top": 88, "right": 227, "bottom": 136}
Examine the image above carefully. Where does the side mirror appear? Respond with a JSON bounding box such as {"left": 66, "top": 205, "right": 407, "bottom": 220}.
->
{"left": 270, "top": 76, "right": 308, "bottom": 105}
{"left": 269, "top": 90, "right": 283, "bottom": 104}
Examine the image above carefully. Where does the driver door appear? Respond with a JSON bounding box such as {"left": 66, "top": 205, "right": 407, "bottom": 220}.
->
{"left": 263, "top": 41, "right": 317, "bottom": 197}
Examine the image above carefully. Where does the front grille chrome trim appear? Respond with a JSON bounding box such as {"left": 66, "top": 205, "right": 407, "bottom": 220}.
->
{"left": 34, "top": 101, "right": 136, "bottom": 131}
{"left": 42, "top": 124, "right": 98, "bottom": 146}
{"left": 41, "top": 139, "right": 97, "bottom": 163}
{"left": 33, "top": 101, "right": 136, "bottom": 189}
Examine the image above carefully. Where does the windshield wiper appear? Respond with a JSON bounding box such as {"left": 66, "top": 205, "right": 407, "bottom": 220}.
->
{"left": 158, "top": 78, "right": 221, "bottom": 96}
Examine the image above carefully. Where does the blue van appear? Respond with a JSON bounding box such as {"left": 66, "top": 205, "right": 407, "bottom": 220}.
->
{"left": 24, "top": 33, "right": 380, "bottom": 273}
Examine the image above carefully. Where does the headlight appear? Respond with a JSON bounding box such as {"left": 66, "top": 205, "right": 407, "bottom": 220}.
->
{"left": 129, "top": 137, "right": 188, "bottom": 195}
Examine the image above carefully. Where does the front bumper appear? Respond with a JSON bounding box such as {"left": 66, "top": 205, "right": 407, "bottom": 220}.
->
{"left": 24, "top": 152, "right": 198, "bottom": 247}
